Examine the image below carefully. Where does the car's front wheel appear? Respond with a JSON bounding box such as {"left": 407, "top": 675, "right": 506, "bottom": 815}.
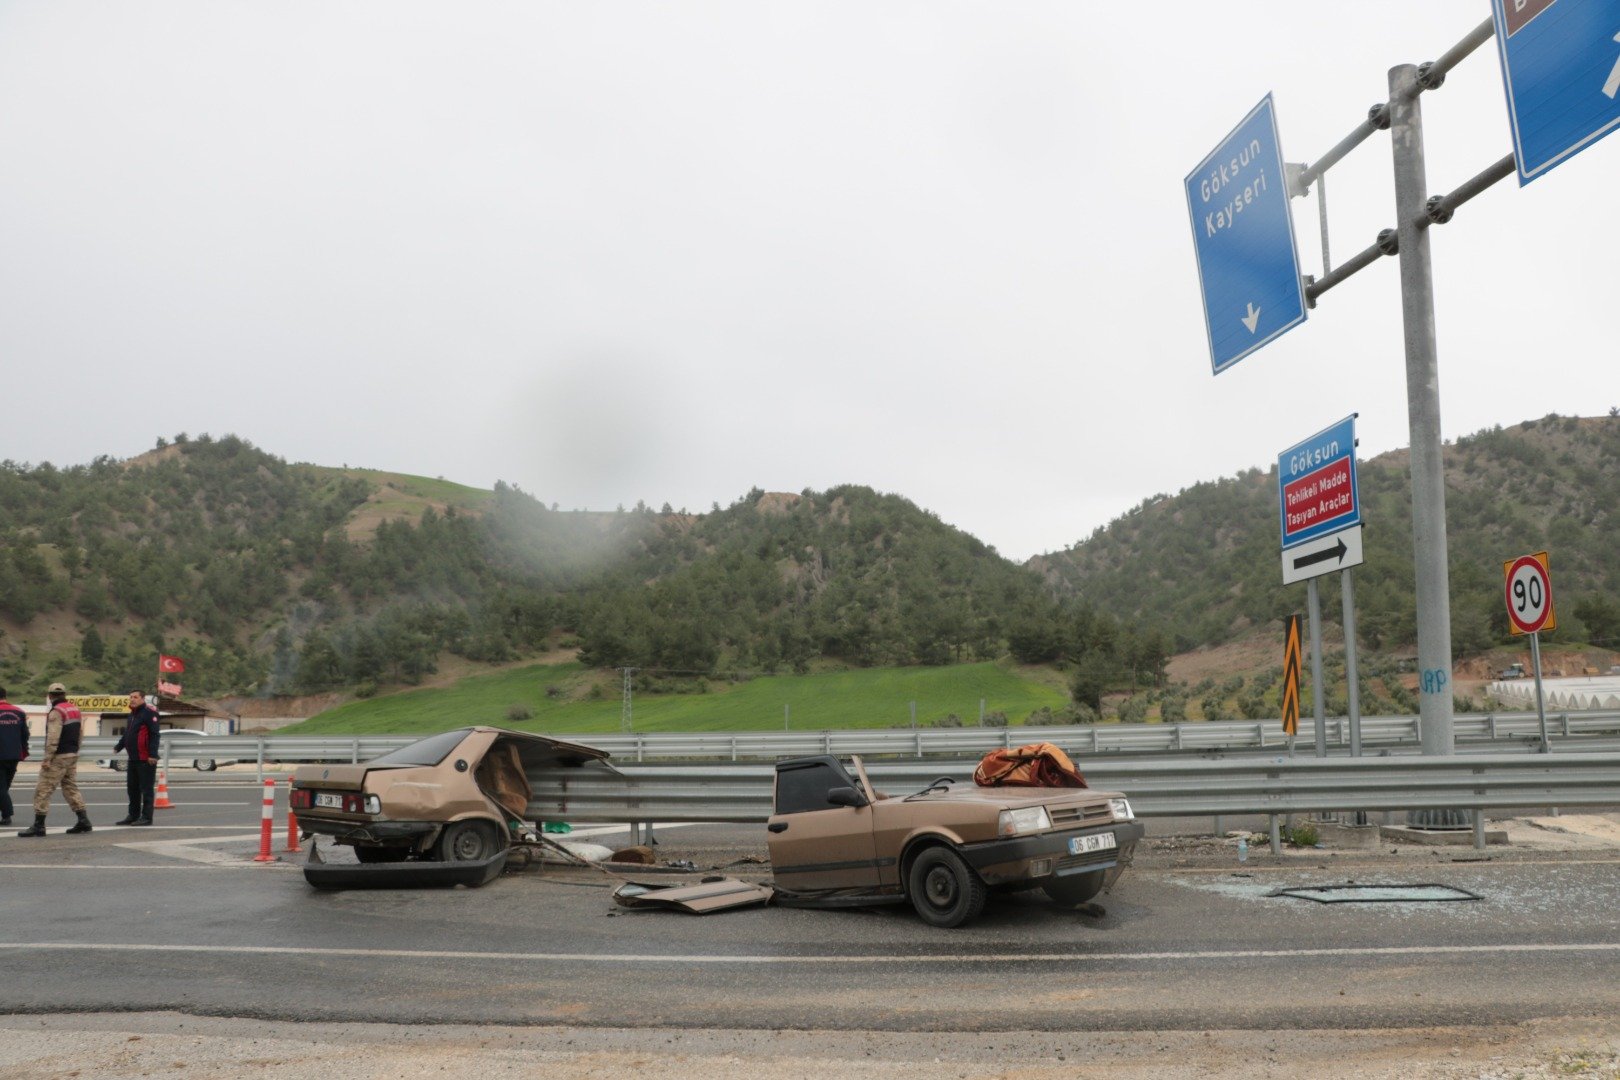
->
{"left": 906, "top": 846, "right": 987, "bottom": 928}
{"left": 1042, "top": 869, "right": 1107, "bottom": 908}
{"left": 435, "top": 820, "right": 505, "bottom": 863}
{"left": 194, "top": 759, "right": 217, "bottom": 772}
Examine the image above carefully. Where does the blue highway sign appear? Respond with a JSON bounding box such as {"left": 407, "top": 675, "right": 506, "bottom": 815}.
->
{"left": 1492, "top": 0, "right": 1620, "bottom": 184}
{"left": 1278, "top": 414, "right": 1360, "bottom": 550}
{"left": 1185, "top": 94, "right": 1307, "bottom": 375}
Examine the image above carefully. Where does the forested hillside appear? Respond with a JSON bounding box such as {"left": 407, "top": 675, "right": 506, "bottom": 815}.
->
{"left": 0, "top": 437, "right": 1147, "bottom": 703}
{"left": 3, "top": 417, "right": 1612, "bottom": 710}
{"left": 1030, "top": 414, "right": 1620, "bottom": 656}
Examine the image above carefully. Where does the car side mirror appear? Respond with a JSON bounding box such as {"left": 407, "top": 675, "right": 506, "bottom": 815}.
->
{"left": 826, "top": 785, "right": 868, "bottom": 809}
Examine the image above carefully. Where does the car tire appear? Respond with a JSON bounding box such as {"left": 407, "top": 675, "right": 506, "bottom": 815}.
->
{"left": 196, "top": 759, "right": 217, "bottom": 772}
{"left": 110, "top": 760, "right": 124, "bottom": 772}
{"left": 435, "top": 820, "right": 505, "bottom": 863}
{"left": 1042, "top": 869, "right": 1107, "bottom": 908}
{"left": 354, "top": 847, "right": 411, "bottom": 864}
{"left": 906, "top": 845, "right": 987, "bottom": 928}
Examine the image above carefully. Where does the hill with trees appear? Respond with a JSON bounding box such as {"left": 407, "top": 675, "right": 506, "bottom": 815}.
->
{"left": 1, "top": 416, "right": 1613, "bottom": 717}
{"left": 0, "top": 436, "right": 1150, "bottom": 707}
{"left": 1029, "top": 413, "right": 1620, "bottom": 659}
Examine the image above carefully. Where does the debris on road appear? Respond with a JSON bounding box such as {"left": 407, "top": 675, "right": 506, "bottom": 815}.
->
{"left": 612, "top": 877, "right": 774, "bottom": 914}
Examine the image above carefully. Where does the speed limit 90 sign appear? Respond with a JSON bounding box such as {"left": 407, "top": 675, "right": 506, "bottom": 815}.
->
{"left": 1503, "top": 551, "right": 1555, "bottom": 636}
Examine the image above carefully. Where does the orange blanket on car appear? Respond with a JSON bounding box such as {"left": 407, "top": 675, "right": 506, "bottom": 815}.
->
{"left": 973, "top": 742, "right": 1088, "bottom": 788}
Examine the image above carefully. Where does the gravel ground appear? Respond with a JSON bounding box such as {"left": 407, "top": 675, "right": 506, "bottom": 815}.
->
{"left": 1, "top": 1013, "right": 1617, "bottom": 1079}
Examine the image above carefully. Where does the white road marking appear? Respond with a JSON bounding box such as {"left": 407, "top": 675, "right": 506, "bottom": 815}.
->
{"left": 0, "top": 941, "right": 1616, "bottom": 965}
{"left": 0, "top": 825, "right": 272, "bottom": 838}
{"left": 116, "top": 833, "right": 267, "bottom": 864}
{"left": 0, "top": 863, "right": 294, "bottom": 871}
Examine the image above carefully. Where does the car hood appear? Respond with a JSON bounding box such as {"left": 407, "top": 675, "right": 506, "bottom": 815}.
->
{"left": 898, "top": 785, "right": 1126, "bottom": 810}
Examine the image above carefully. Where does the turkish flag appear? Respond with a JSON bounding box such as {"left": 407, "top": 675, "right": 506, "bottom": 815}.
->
{"left": 158, "top": 654, "right": 186, "bottom": 674}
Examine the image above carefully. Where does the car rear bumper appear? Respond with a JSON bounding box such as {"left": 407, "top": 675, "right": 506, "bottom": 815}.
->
{"left": 297, "top": 814, "right": 439, "bottom": 848}
{"left": 959, "top": 821, "right": 1145, "bottom": 885}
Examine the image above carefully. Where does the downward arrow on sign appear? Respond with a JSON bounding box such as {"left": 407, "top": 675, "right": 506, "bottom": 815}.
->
{"left": 1241, "top": 302, "right": 1261, "bottom": 333}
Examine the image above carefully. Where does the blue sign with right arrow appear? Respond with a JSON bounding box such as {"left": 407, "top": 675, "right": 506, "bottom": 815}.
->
{"left": 1492, "top": 0, "right": 1620, "bottom": 184}
{"left": 1184, "top": 94, "right": 1307, "bottom": 375}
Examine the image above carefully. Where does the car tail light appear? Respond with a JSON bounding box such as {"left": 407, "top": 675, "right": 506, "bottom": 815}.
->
{"left": 342, "top": 794, "right": 365, "bottom": 814}
{"left": 289, "top": 789, "right": 312, "bottom": 809}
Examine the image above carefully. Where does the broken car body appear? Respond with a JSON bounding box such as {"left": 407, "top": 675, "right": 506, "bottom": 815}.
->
{"left": 766, "top": 754, "right": 1143, "bottom": 927}
{"left": 291, "top": 726, "right": 612, "bottom": 886}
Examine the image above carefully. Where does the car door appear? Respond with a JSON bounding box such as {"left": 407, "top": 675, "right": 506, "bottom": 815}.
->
{"left": 766, "top": 759, "right": 880, "bottom": 892}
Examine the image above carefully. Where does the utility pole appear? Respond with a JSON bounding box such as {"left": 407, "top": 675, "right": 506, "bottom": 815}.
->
{"left": 620, "top": 667, "right": 635, "bottom": 734}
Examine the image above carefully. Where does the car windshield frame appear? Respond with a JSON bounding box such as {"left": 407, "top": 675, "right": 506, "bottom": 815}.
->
{"left": 365, "top": 728, "right": 473, "bottom": 768}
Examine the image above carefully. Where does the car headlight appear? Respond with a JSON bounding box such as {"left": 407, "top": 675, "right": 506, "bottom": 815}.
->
{"left": 364, "top": 794, "right": 381, "bottom": 815}
{"left": 1109, "top": 798, "right": 1134, "bottom": 822}
{"left": 997, "top": 807, "right": 1052, "bottom": 837}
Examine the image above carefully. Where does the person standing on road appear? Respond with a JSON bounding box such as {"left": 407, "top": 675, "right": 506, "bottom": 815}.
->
{"left": 19, "top": 682, "right": 92, "bottom": 837}
{"left": 112, "top": 689, "right": 160, "bottom": 826}
{"left": 0, "top": 685, "right": 29, "bottom": 827}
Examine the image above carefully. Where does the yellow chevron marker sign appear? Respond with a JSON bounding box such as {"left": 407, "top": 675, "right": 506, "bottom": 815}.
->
{"left": 1282, "top": 614, "right": 1302, "bottom": 737}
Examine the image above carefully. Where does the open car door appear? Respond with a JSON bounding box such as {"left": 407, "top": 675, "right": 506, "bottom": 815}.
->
{"left": 766, "top": 756, "right": 881, "bottom": 894}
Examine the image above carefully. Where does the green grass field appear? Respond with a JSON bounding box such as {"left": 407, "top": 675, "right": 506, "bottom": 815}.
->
{"left": 288, "top": 661, "right": 1071, "bottom": 736}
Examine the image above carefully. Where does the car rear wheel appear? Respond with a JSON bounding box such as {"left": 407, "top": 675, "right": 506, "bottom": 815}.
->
{"left": 435, "top": 820, "right": 505, "bottom": 863}
{"left": 194, "top": 759, "right": 217, "bottom": 772}
{"left": 354, "top": 846, "right": 411, "bottom": 864}
{"left": 1042, "top": 869, "right": 1106, "bottom": 908}
{"left": 906, "top": 846, "right": 986, "bottom": 928}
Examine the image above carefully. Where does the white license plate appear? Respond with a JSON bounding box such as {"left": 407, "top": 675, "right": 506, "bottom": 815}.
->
{"left": 1068, "top": 833, "right": 1117, "bottom": 855}
{"left": 314, "top": 793, "right": 344, "bottom": 809}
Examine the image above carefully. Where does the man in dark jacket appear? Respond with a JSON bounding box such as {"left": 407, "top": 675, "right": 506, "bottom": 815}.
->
{"left": 113, "top": 690, "right": 161, "bottom": 826}
{"left": 0, "top": 685, "right": 29, "bottom": 827}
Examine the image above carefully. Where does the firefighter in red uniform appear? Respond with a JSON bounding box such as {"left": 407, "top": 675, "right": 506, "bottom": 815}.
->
{"left": 19, "top": 682, "right": 92, "bottom": 836}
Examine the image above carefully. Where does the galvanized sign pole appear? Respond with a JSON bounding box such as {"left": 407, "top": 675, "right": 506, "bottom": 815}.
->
{"left": 1306, "top": 578, "right": 1327, "bottom": 758}
{"left": 1387, "top": 62, "right": 1456, "bottom": 761}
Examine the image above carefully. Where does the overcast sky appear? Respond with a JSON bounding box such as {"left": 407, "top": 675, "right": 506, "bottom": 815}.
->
{"left": 1, "top": 2, "right": 1613, "bottom": 560}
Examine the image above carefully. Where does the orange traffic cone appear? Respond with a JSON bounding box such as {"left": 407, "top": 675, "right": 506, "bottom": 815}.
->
{"left": 154, "top": 765, "right": 174, "bottom": 810}
{"left": 284, "top": 779, "right": 301, "bottom": 853}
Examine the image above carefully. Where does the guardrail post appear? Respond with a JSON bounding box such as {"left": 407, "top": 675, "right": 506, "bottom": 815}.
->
{"left": 1472, "top": 810, "right": 1485, "bottom": 850}
{"left": 1213, "top": 814, "right": 1224, "bottom": 837}
{"left": 915, "top": 731, "right": 923, "bottom": 759}
{"left": 1489, "top": 713, "right": 1498, "bottom": 739}
{"left": 1002, "top": 729, "right": 1010, "bottom": 750}
{"left": 1256, "top": 722, "right": 1265, "bottom": 748}
{"left": 1561, "top": 713, "right": 1570, "bottom": 737}
{"left": 1173, "top": 724, "right": 1183, "bottom": 751}
{"left": 351, "top": 737, "right": 359, "bottom": 764}
{"left": 1269, "top": 815, "right": 1281, "bottom": 855}
{"left": 1090, "top": 728, "right": 1099, "bottom": 753}
{"left": 731, "top": 737, "right": 738, "bottom": 763}
{"left": 823, "top": 732, "right": 832, "bottom": 755}
{"left": 256, "top": 738, "right": 265, "bottom": 786}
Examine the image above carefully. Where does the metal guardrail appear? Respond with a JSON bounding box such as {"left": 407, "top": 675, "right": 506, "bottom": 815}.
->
{"left": 525, "top": 753, "right": 1620, "bottom": 824}
{"left": 34, "top": 709, "right": 1620, "bottom": 769}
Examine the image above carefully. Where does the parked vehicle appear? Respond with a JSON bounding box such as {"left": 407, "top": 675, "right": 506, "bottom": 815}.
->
{"left": 766, "top": 754, "right": 1143, "bottom": 927}
{"left": 98, "top": 729, "right": 237, "bottom": 772}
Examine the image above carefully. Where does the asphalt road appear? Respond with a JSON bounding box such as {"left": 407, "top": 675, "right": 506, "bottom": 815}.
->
{"left": 3, "top": 773, "right": 1620, "bottom": 1035}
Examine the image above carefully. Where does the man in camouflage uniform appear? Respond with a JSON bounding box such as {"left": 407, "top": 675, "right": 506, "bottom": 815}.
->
{"left": 19, "top": 682, "right": 92, "bottom": 837}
